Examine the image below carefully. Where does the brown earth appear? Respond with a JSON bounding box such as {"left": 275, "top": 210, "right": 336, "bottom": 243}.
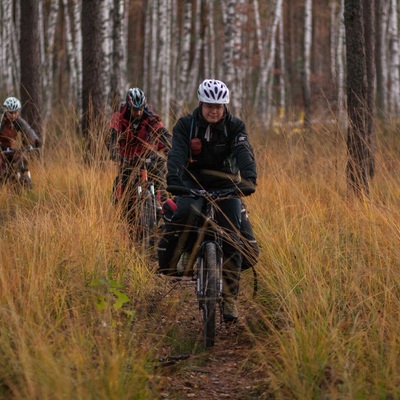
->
{"left": 150, "top": 275, "right": 273, "bottom": 400}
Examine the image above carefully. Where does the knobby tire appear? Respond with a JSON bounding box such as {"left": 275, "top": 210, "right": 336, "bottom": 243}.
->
{"left": 203, "top": 242, "right": 218, "bottom": 348}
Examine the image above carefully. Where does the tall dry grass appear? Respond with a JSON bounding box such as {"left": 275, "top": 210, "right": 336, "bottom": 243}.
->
{"left": 243, "top": 119, "right": 400, "bottom": 399}
{"left": 1, "top": 111, "right": 400, "bottom": 399}
{"left": 0, "top": 112, "right": 166, "bottom": 399}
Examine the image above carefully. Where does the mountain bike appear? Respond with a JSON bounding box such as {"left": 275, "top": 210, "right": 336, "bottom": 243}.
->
{"left": 0, "top": 145, "right": 40, "bottom": 191}
{"left": 114, "top": 157, "right": 162, "bottom": 252}
{"left": 167, "top": 185, "right": 239, "bottom": 348}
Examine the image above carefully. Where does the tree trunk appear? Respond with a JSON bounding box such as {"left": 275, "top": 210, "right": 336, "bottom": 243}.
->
{"left": 62, "top": 0, "right": 79, "bottom": 104}
{"left": 375, "top": 0, "right": 384, "bottom": 117}
{"left": 20, "top": 0, "right": 43, "bottom": 136}
{"left": 363, "top": 0, "right": 376, "bottom": 178}
{"left": 81, "top": 0, "right": 105, "bottom": 140}
{"left": 43, "top": 0, "right": 60, "bottom": 119}
{"left": 303, "top": 0, "right": 312, "bottom": 129}
{"left": 1, "top": 0, "right": 16, "bottom": 93}
{"left": 344, "top": 0, "right": 370, "bottom": 197}
{"left": 110, "top": 0, "right": 125, "bottom": 108}
{"left": 337, "top": 0, "right": 346, "bottom": 129}
{"left": 188, "top": 0, "right": 203, "bottom": 97}
{"left": 278, "top": 9, "right": 286, "bottom": 117}
{"left": 388, "top": 0, "right": 400, "bottom": 115}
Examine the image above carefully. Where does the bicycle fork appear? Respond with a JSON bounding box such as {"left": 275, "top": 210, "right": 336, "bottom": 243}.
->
{"left": 137, "top": 167, "right": 157, "bottom": 224}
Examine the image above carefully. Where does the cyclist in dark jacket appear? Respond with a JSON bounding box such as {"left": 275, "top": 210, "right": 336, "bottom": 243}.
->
{"left": 158, "top": 79, "right": 257, "bottom": 322}
{"left": 107, "top": 87, "right": 171, "bottom": 228}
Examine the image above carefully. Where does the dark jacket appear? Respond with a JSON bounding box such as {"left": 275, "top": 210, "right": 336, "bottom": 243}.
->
{"left": 0, "top": 115, "right": 41, "bottom": 149}
{"left": 167, "top": 106, "right": 257, "bottom": 189}
{"left": 109, "top": 103, "right": 171, "bottom": 159}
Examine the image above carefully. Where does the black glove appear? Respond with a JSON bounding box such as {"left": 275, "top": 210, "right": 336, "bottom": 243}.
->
{"left": 166, "top": 176, "right": 184, "bottom": 194}
{"left": 237, "top": 179, "right": 256, "bottom": 196}
{"left": 34, "top": 138, "right": 42, "bottom": 148}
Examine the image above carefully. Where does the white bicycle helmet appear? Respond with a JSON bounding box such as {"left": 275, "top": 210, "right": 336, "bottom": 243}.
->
{"left": 126, "top": 88, "right": 146, "bottom": 109}
{"left": 197, "top": 79, "right": 230, "bottom": 104}
{"left": 3, "top": 96, "right": 21, "bottom": 112}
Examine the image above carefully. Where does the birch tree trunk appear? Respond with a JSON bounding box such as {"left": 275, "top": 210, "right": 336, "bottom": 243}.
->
{"left": 20, "top": 0, "right": 43, "bottom": 136}
{"left": 43, "top": 0, "right": 60, "bottom": 119}
{"left": 231, "top": 0, "right": 246, "bottom": 113}
{"left": 252, "top": 0, "right": 266, "bottom": 108}
{"left": 265, "top": 0, "right": 282, "bottom": 126}
{"left": 1, "top": 0, "right": 15, "bottom": 93}
{"left": 73, "top": 0, "right": 82, "bottom": 114}
{"left": 278, "top": 7, "right": 286, "bottom": 117}
{"left": 258, "top": 0, "right": 282, "bottom": 126}
{"left": 149, "top": 0, "right": 160, "bottom": 101}
{"left": 203, "top": 0, "right": 216, "bottom": 78}
{"left": 110, "top": 0, "right": 126, "bottom": 108}
{"left": 101, "top": 0, "right": 113, "bottom": 103}
{"left": 159, "top": 0, "right": 172, "bottom": 124}
{"left": 337, "top": 0, "right": 346, "bottom": 129}
{"left": 187, "top": 0, "right": 203, "bottom": 97}
{"left": 303, "top": 0, "right": 312, "bottom": 129}
{"left": 387, "top": 0, "right": 400, "bottom": 115}
{"left": 221, "top": 0, "right": 236, "bottom": 88}
{"left": 375, "top": 0, "right": 388, "bottom": 117}
{"left": 61, "top": 0, "right": 79, "bottom": 103}
{"left": 330, "top": 0, "right": 337, "bottom": 81}
{"left": 177, "top": 0, "right": 192, "bottom": 111}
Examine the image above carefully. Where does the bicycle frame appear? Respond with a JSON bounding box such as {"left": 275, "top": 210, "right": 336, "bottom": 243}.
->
{"left": 136, "top": 161, "right": 158, "bottom": 249}
{"left": 118, "top": 157, "right": 160, "bottom": 250}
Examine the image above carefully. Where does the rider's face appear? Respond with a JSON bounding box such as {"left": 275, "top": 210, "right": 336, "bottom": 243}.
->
{"left": 6, "top": 110, "right": 19, "bottom": 122}
{"left": 130, "top": 107, "right": 144, "bottom": 119}
{"left": 202, "top": 103, "right": 224, "bottom": 123}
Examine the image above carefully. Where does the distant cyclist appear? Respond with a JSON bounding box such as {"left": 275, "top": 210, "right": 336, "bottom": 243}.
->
{"left": 158, "top": 79, "right": 257, "bottom": 323}
{"left": 107, "top": 87, "right": 171, "bottom": 227}
{"left": 0, "top": 96, "right": 42, "bottom": 171}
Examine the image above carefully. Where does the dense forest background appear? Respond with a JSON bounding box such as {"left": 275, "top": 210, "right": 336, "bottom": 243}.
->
{"left": 1, "top": 0, "right": 399, "bottom": 130}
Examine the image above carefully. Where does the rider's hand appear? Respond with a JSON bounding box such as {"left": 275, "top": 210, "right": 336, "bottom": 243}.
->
{"left": 190, "top": 188, "right": 206, "bottom": 197}
{"left": 237, "top": 179, "right": 256, "bottom": 196}
{"left": 34, "top": 139, "right": 42, "bottom": 148}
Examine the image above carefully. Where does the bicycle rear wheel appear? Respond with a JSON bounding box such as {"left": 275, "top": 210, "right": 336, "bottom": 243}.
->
{"left": 202, "top": 242, "right": 219, "bottom": 348}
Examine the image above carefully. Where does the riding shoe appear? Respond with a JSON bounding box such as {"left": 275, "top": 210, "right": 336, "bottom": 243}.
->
{"left": 223, "top": 297, "right": 238, "bottom": 323}
{"left": 176, "top": 251, "right": 190, "bottom": 276}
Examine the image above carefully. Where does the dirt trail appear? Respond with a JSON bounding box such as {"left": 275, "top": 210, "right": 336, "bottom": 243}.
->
{"left": 153, "top": 276, "right": 269, "bottom": 400}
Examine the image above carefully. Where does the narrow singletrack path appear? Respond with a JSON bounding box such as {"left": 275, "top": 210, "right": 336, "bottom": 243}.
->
{"left": 153, "top": 275, "right": 270, "bottom": 399}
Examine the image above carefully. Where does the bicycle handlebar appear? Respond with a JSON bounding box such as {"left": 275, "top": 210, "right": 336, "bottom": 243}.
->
{"left": 166, "top": 185, "right": 239, "bottom": 198}
{"left": 1, "top": 145, "right": 40, "bottom": 155}
{"left": 120, "top": 156, "right": 153, "bottom": 165}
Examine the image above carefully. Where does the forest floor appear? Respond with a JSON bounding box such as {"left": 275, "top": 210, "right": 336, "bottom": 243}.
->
{"left": 149, "top": 274, "right": 273, "bottom": 400}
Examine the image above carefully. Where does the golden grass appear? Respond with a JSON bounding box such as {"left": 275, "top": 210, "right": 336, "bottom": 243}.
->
{"left": 1, "top": 113, "right": 400, "bottom": 399}
{"left": 244, "top": 120, "right": 400, "bottom": 399}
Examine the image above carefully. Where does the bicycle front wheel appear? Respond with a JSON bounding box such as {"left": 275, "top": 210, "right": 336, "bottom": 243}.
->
{"left": 138, "top": 191, "right": 156, "bottom": 250}
{"left": 202, "top": 242, "right": 219, "bottom": 348}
